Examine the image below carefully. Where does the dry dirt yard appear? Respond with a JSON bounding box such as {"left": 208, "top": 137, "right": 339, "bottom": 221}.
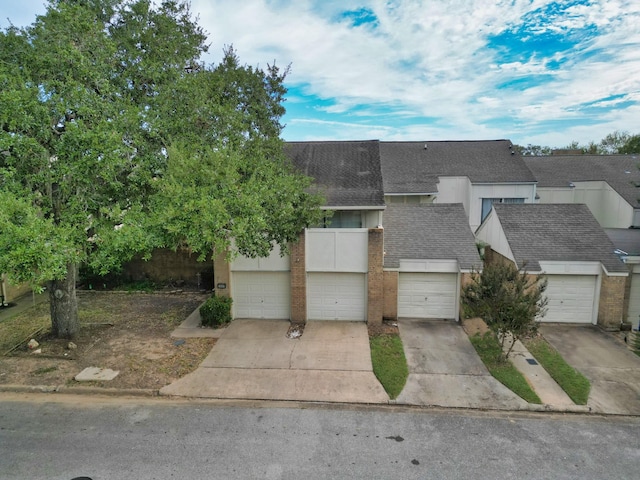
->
{"left": 0, "top": 291, "right": 214, "bottom": 391}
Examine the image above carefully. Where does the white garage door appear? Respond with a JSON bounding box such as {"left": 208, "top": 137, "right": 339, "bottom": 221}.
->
{"left": 232, "top": 272, "right": 290, "bottom": 319}
{"left": 543, "top": 275, "right": 597, "bottom": 323}
{"left": 307, "top": 273, "right": 366, "bottom": 321}
{"left": 627, "top": 273, "right": 640, "bottom": 328}
{"left": 398, "top": 272, "right": 458, "bottom": 319}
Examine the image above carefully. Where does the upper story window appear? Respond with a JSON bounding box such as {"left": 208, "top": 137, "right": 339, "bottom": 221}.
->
{"left": 481, "top": 198, "right": 525, "bottom": 223}
{"left": 317, "top": 210, "right": 362, "bottom": 228}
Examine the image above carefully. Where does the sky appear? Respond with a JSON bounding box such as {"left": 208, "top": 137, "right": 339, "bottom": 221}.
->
{"left": 3, "top": 0, "right": 640, "bottom": 148}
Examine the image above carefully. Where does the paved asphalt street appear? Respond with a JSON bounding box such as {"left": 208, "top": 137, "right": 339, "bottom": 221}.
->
{"left": 1, "top": 395, "right": 638, "bottom": 480}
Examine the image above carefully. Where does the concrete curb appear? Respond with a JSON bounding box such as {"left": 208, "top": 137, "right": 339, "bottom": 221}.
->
{"left": 0, "top": 383, "right": 598, "bottom": 414}
{"left": 0, "top": 384, "right": 159, "bottom": 397}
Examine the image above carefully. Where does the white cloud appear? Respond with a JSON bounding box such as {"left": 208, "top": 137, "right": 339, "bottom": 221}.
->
{"left": 5, "top": 0, "right": 640, "bottom": 145}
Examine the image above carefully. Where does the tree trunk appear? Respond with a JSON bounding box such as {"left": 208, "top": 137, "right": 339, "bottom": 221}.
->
{"left": 48, "top": 263, "right": 78, "bottom": 339}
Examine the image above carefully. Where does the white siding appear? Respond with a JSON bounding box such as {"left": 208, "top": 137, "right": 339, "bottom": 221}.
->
{"left": 537, "top": 182, "right": 634, "bottom": 229}
{"left": 306, "top": 229, "right": 368, "bottom": 272}
{"left": 231, "top": 244, "right": 290, "bottom": 271}
{"left": 435, "top": 177, "right": 472, "bottom": 216}
{"left": 307, "top": 273, "right": 366, "bottom": 321}
{"left": 474, "top": 210, "right": 516, "bottom": 263}
{"left": 469, "top": 183, "right": 537, "bottom": 230}
{"left": 436, "top": 178, "right": 536, "bottom": 230}
{"left": 232, "top": 272, "right": 291, "bottom": 319}
{"left": 398, "top": 272, "right": 458, "bottom": 319}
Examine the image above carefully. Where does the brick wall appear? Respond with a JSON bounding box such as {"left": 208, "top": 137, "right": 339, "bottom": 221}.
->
{"left": 122, "top": 248, "right": 213, "bottom": 289}
{"left": 1, "top": 275, "right": 32, "bottom": 303}
{"left": 459, "top": 272, "right": 477, "bottom": 319}
{"left": 598, "top": 274, "right": 626, "bottom": 330}
{"left": 383, "top": 271, "right": 398, "bottom": 320}
{"left": 367, "top": 228, "right": 384, "bottom": 325}
{"left": 213, "top": 252, "right": 231, "bottom": 299}
{"left": 623, "top": 268, "right": 633, "bottom": 324}
{"left": 290, "top": 231, "right": 307, "bottom": 323}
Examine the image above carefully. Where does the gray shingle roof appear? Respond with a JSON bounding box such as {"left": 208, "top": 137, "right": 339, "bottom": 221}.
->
{"left": 380, "top": 140, "right": 537, "bottom": 194}
{"left": 605, "top": 228, "right": 640, "bottom": 256}
{"left": 491, "top": 204, "right": 627, "bottom": 273}
{"left": 285, "top": 141, "right": 385, "bottom": 207}
{"left": 383, "top": 204, "right": 482, "bottom": 270}
{"left": 524, "top": 154, "right": 640, "bottom": 208}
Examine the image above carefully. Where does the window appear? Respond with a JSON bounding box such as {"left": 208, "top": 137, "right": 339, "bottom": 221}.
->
{"left": 481, "top": 198, "right": 525, "bottom": 222}
{"left": 318, "top": 211, "right": 362, "bottom": 228}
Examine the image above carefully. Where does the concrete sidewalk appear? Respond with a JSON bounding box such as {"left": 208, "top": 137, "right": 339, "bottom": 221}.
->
{"left": 160, "top": 319, "right": 389, "bottom": 404}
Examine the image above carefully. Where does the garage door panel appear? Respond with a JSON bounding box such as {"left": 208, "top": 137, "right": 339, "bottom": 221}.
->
{"left": 543, "top": 275, "right": 596, "bottom": 323}
{"left": 232, "top": 272, "right": 290, "bottom": 319}
{"left": 398, "top": 273, "right": 457, "bottom": 319}
{"left": 308, "top": 273, "right": 366, "bottom": 321}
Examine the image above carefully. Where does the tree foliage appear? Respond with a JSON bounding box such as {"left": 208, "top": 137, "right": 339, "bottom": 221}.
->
{"left": 514, "top": 130, "right": 640, "bottom": 156}
{"left": 461, "top": 261, "right": 547, "bottom": 358}
{"left": 0, "top": 0, "right": 323, "bottom": 337}
{"left": 619, "top": 134, "right": 640, "bottom": 154}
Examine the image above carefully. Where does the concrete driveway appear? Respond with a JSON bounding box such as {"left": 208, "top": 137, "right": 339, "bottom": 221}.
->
{"left": 395, "top": 318, "right": 530, "bottom": 410}
{"left": 540, "top": 325, "right": 640, "bottom": 415}
{"left": 160, "top": 319, "right": 389, "bottom": 404}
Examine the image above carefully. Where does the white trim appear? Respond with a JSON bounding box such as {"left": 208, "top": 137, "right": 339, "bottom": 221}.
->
{"left": 321, "top": 206, "right": 385, "bottom": 210}
{"left": 399, "top": 259, "right": 459, "bottom": 273}
{"left": 538, "top": 261, "right": 602, "bottom": 275}
{"left": 385, "top": 192, "right": 437, "bottom": 196}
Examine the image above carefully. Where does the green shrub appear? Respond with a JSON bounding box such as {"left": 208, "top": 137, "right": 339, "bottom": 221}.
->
{"left": 199, "top": 295, "right": 232, "bottom": 327}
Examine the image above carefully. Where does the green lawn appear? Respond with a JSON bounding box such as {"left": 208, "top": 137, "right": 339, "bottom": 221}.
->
{"left": 369, "top": 334, "right": 409, "bottom": 399}
{"left": 524, "top": 337, "right": 590, "bottom": 405}
{"left": 469, "top": 333, "right": 542, "bottom": 404}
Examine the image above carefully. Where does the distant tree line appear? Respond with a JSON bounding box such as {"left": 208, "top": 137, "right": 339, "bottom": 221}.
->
{"left": 514, "top": 131, "right": 640, "bottom": 156}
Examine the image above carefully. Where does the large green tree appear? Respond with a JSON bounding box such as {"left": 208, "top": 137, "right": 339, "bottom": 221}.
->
{"left": 0, "top": 0, "right": 323, "bottom": 338}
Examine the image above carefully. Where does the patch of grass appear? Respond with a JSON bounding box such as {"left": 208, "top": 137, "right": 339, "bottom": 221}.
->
{"left": 369, "top": 334, "right": 408, "bottom": 399}
{"left": 32, "top": 366, "right": 58, "bottom": 375}
{"left": 0, "top": 303, "right": 50, "bottom": 355}
{"left": 469, "top": 333, "right": 542, "bottom": 404}
{"left": 117, "top": 280, "right": 158, "bottom": 293}
{"left": 524, "top": 337, "right": 590, "bottom": 405}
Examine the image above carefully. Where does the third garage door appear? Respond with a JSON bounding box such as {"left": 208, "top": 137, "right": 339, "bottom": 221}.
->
{"left": 543, "top": 274, "right": 597, "bottom": 323}
{"left": 398, "top": 272, "right": 458, "bottom": 319}
{"left": 307, "top": 273, "right": 366, "bottom": 321}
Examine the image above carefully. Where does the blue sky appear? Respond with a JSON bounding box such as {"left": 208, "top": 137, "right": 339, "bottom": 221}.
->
{"left": 3, "top": 0, "right": 640, "bottom": 148}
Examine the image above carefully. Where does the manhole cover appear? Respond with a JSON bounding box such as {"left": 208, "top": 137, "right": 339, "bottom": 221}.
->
{"left": 526, "top": 358, "right": 538, "bottom": 365}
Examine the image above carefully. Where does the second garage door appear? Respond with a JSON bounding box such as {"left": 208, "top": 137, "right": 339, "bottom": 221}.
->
{"left": 398, "top": 272, "right": 458, "bottom": 319}
{"left": 307, "top": 273, "right": 366, "bottom": 321}
{"left": 543, "top": 274, "right": 597, "bottom": 323}
{"left": 232, "top": 271, "right": 291, "bottom": 319}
